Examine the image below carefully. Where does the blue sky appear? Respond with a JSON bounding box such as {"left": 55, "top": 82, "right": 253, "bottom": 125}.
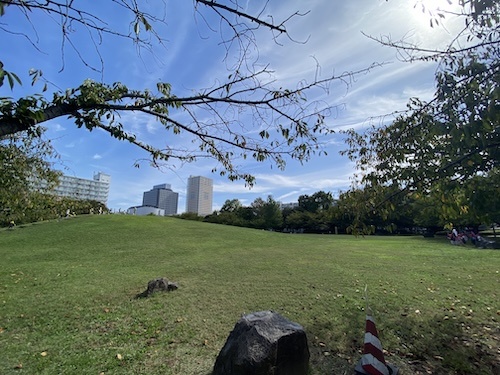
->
{"left": 2, "top": 0, "right": 460, "bottom": 212}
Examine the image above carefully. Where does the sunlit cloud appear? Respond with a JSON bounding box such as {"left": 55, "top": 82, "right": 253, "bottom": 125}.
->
{"left": 276, "top": 190, "right": 302, "bottom": 202}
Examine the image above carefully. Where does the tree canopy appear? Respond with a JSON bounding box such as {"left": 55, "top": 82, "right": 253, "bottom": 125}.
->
{"left": 298, "top": 191, "right": 334, "bottom": 213}
{"left": 342, "top": 0, "right": 499, "bottom": 229}
{"left": 0, "top": 129, "right": 59, "bottom": 225}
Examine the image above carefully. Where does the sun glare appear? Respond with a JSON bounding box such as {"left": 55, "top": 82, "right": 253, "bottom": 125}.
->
{"left": 411, "top": 0, "right": 458, "bottom": 27}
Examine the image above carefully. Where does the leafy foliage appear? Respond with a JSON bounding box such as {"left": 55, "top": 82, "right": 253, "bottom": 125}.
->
{"left": 0, "top": 77, "right": 335, "bottom": 184}
{"left": 298, "top": 191, "right": 335, "bottom": 213}
{"left": 206, "top": 196, "right": 283, "bottom": 230}
{"left": 251, "top": 196, "right": 283, "bottom": 230}
{"left": 0, "top": 61, "right": 21, "bottom": 90}
{"left": 342, "top": 0, "right": 499, "bottom": 229}
{"left": 0, "top": 130, "right": 61, "bottom": 226}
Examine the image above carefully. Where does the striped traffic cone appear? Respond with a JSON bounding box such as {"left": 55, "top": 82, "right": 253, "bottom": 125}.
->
{"left": 354, "top": 314, "right": 398, "bottom": 375}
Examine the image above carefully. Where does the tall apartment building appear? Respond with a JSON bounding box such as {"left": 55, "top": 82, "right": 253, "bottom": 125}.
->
{"left": 53, "top": 172, "right": 111, "bottom": 204}
{"left": 186, "top": 176, "right": 213, "bottom": 216}
{"left": 142, "top": 183, "right": 178, "bottom": 216}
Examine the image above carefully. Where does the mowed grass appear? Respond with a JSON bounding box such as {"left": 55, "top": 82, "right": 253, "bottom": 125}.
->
{"left": 0, "top": 215, "right": 498, "bottom": 375}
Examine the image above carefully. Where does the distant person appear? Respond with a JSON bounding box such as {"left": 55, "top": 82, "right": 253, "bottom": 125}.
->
{"left": 449, "top": 228, "right": 467, "bottom": 245}
{"left": 459, "top": 231, "right": 468, "bottom": 244}
{"left": 467, "top": 229, "right": 478, "bottom": 245}
{"left": 448, "top": 228, "right": 458, "bottom": 243}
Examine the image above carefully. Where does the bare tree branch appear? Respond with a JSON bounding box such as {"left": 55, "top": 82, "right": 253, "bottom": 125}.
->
{"left": 195, "top": 0, "right": 287, "bottom": 33}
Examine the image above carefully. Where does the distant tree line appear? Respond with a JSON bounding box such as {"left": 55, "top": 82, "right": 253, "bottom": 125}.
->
{"left": 1, "top": 194, "right": 108, "bottom": 228}
{"left": 178, "top": 181, "right": 499, "bottom": 234}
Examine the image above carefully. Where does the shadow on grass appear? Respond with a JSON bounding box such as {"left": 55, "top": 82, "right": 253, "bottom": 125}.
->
{"left": 389, "top": 313, "right": 499, "bottom": 375}
{"left": 305, "top": 309, "right": 364, "bottom": 375}
{"left": 306, "top": 309, "right": 499, "bottom": 375}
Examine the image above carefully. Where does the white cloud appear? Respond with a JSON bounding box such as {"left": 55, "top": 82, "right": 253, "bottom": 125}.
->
{"left": 213, "top": 180, "right": 272, "bottom": 195}
{"left": 50, "top": 123, "right": 66, "bottom": 132}
{"left": 93, "top": 154, "right": 102, "bottom": 160}
{"left": 276, "top": 190, "right": 303, "bottom": 202}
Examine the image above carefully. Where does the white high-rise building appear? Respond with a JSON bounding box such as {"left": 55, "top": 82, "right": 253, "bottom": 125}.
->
{"left": 186, "top": 176, "right": 213, "bottom": 216}
{"left": 53, "top": 172, "right": 110, "bottom": 204}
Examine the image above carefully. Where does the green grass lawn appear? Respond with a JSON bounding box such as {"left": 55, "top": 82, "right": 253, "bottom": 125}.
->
{"left": 1, "top": 215, "right": 498, "bottom": 374}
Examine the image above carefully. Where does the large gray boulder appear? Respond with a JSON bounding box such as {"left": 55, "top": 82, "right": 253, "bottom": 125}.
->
{"left": 213, "top": 310, "right": 309, "bottom": 375}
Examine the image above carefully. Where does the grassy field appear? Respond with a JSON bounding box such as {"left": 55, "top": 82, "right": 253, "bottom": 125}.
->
{"left": 0, "top": 215, "right": 498, "bottom": 374}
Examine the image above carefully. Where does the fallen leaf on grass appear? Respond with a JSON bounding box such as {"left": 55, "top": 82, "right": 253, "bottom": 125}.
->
{"left": 40, "top": 351, "right": 47, "bottom": 357}
{"left": 116, "top": 354, "right": 123, "bottom": 360}
{"left": 336, "top": 353, "right": 351, "bottom": 360}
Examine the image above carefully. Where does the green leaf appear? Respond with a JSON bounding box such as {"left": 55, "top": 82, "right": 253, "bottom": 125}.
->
{"left": 142, "top": 16, "right": 152, "bottom": 32}
{"left": 7, "top": 72, "right": 14, "bottom": 89}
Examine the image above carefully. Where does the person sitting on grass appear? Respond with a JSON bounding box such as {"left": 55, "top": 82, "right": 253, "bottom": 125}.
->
{"left": 448, "top": 229, "right": 467, "bottom": 245}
